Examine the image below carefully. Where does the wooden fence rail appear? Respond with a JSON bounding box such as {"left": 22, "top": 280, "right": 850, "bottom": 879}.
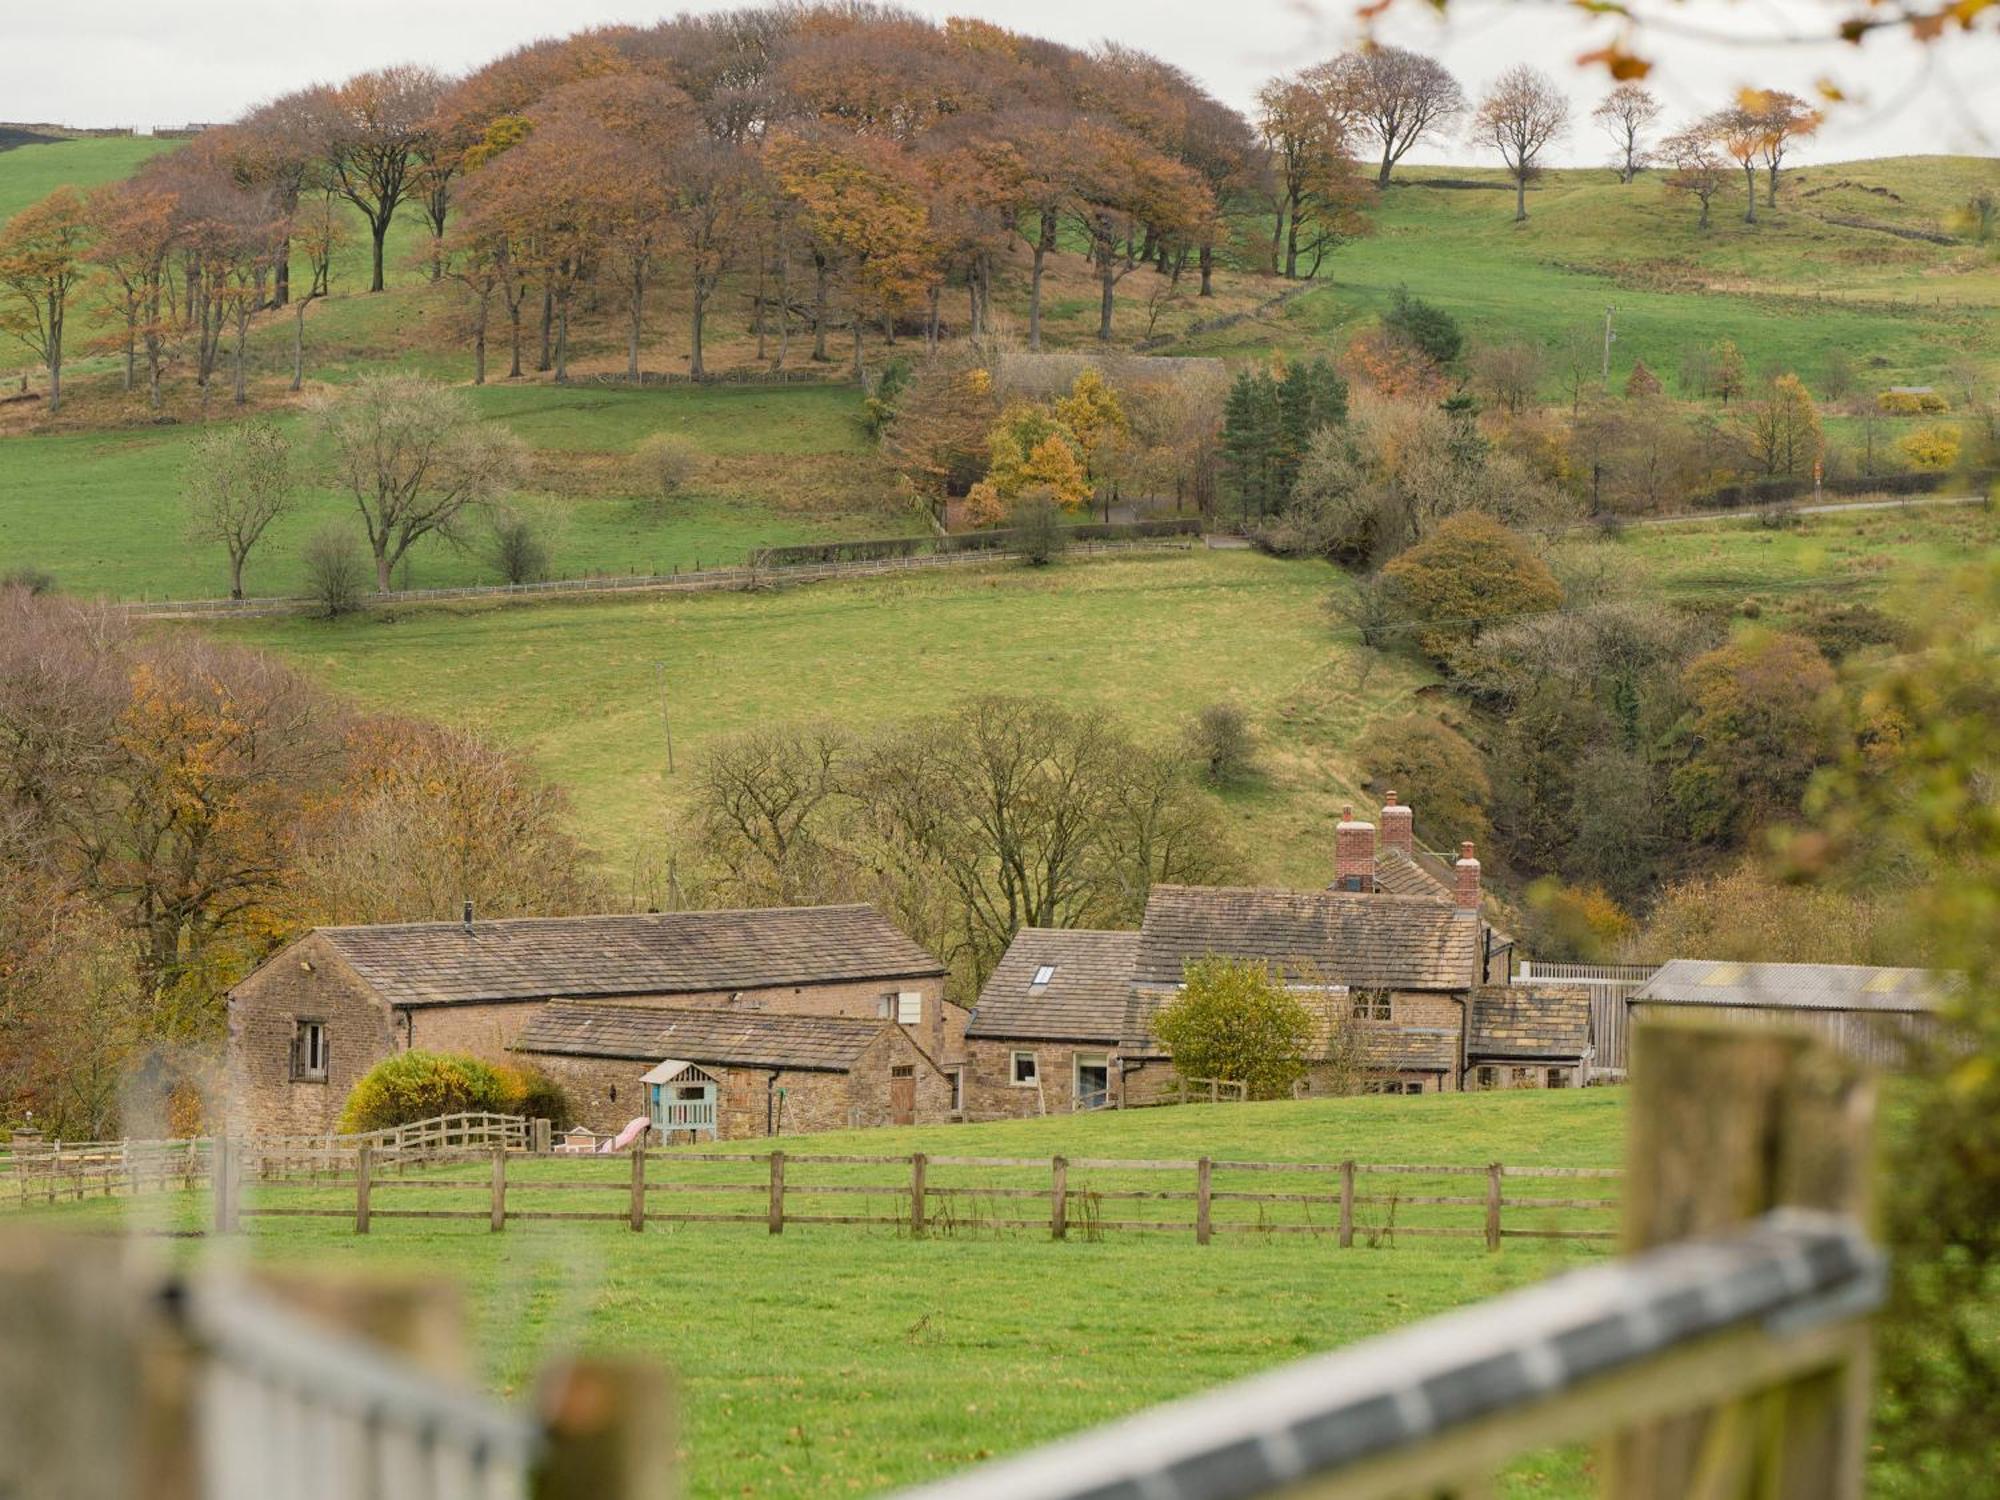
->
{"left": 189, "top": 1148, "right": 1625, "bottom": 1248}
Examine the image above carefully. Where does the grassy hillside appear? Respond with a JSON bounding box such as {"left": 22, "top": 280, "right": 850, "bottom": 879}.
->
{"left": 212, "top": 507, "right": 1998, "bottom": 884}
{"left": 1187, "top": 158, "right": 1999, "bottom": 392}
{"left": 11, "top": 1091, "right": 1622, "bottom": 1498}
{"left": 0, "top": 383, "right": 888, "bottom": 599}
{"left": 221, "top": 548, "right": 1428, "bottom": 886}
{"left": 0, "top": 134, "right": 174, "bottom": 225}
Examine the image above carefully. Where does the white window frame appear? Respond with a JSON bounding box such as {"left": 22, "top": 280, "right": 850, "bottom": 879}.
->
{"left": 292, "top": 1019, "right": 329, "bottom": 1082}
{"left": 948, "top": 1067, "right": 964, "bottom": 1113}
{"left": 1010, "top": 1050, "right": 1039, "bottom": 1087}
{"left": 896, "top": 991, "right": 923, "bottom": 1025}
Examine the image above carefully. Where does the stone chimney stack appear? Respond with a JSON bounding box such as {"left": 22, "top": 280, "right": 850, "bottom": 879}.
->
{"left": 1380, "top": 791, "right": 1414, "bottom": 857}
{"left": 1334, "top": 806, "right": 1376, "bottom": 893}
{"left": 1453, "top": 842, "right": 1481, "bottom": 910}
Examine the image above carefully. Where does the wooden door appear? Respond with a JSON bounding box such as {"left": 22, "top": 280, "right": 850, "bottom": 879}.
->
{"left": 889, "top": 1066, "right": 916, "bottom": 1125}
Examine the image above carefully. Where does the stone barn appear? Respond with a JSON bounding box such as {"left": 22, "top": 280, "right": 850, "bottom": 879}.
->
{"left": 224, "top": 905, "right": 954, "bottom": 1135}
{"left": 508, "top": 1003, "right": 955, "bottom": 1140}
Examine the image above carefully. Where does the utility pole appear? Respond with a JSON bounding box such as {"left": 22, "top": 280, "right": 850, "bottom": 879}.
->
{"left": 652, "top": 662, "right": 674, "bottom": 775}
{"left": 1601, "top": 305, "right": 1616, "bottom": 390}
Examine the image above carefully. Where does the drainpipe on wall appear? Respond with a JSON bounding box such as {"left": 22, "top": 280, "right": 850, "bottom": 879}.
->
{"left": 1453, "top": 994, "right": 1469, "bottom": 1092}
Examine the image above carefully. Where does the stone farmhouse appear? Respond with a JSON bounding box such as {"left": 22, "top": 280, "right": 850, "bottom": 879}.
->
{"left": 225, "top": 905, "right": 959, "bottom": 1138}
{"left": 968, "top": 797, "right": 1593, "bottom": 1110}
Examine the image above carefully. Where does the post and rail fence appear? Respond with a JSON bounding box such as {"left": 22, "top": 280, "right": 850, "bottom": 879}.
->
{"left": 1, "top": 1021, "right": 1887, "bottom": 1498}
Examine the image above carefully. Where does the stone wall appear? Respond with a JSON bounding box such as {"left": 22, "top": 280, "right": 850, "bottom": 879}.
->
{"left": 224, "top": 934, "right": 394, "bottom": 1136}
{"left": 962, "top": 1038, "right": 1118, "bottom": 1119}
{"left": 523, "top": 1025, "right": 953, "bottom": 1141}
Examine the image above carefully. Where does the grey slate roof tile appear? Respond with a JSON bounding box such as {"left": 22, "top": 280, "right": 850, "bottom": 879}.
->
{"left": 312, "top": 906, "right": 943, "bottom": 1008}
{"left": 968, "top": 929, "right": 1139, "bottom": 1041}
{"left": 510, "top": 1001, "right": 889, "bottom": 1072}
{"left": 1132, "top": 885, "right": 1480, "bottom": 992}
{"left": 1467, "top": 985, "right": 1591, "bottom": 1060}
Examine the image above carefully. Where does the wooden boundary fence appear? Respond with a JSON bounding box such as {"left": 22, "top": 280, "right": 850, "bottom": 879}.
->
{"left": 198, "top": 1148, "right": 1622, "bottom": 1248}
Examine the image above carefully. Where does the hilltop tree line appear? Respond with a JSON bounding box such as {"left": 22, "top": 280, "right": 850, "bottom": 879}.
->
{"left": 0, "top": 1, "right": 1880, "bottom": 412}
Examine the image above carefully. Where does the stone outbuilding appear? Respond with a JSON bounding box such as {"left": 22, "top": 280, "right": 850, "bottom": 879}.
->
{"left": 508, "top": 1002, "right": 955, "bottom": 1139}
{"left": 964, "top": 929, "right": 1139, "bottom": 1117}
{"left": 224, "top": 905, "right": 954, "bottom": 1136}
{"left": 1465, "top": 985, "right": 1594, "bottom": 1090}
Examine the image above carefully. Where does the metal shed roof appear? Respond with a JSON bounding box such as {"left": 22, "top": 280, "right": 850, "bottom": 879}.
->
{"left": 1631, "top": 960, "right": 1947, "bottom": 1014}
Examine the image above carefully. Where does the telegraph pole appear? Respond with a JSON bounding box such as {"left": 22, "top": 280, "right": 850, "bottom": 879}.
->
{"left": 1601, "top": 305, "right": 1616, "bottom": 390}
{"left": 653, "top": 661, "right": 675, "bottom": 774}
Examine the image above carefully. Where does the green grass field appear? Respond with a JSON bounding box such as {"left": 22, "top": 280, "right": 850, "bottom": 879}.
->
{"left": 1187, "top": 159, "right": 1999, "bottom": 393}
{"left": 209, "top": 507, "right": 1996, "bottom": 881}
{"left": 9, "top": 1091, "right": 1623, "bottom": 1497}
{"left": 0, "top": 383, "right": 887, "bottom": 599}
{"left": 0, "top": 134, "right": 174, "bottom": 224}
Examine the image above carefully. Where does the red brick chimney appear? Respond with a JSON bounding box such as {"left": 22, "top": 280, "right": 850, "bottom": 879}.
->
{"left": 1453, "top": 842, "right": 1481, "bottom": 910}
{"left": 1380, "top": 791, "right": 1414, "bottom": 857}
{"left": 1334, "top": 806, "right": 1375, "bottom": 892}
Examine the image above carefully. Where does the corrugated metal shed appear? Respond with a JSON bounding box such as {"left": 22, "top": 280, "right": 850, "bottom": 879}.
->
{"left": 1631, "top": 961, "right": 1945, "bottom": 1013}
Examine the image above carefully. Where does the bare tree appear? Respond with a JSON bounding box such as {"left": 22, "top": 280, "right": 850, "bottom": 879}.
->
{"left": 1660, "top": 123, "right": 1728, "bottom": 229}
{"left": 1333, "top": 48, "right": 1466, "bottom": 187}
{"left": 1707, "top": 105, "right": 1766, "bottom": 223}
{"left": 1472, "top": 66, "right": 1571, "bottom": 223}
{"left": 182, "top": 421, "right": 295, "bottom": 600}
{"left": 312, "top": 66, "right": 445, "bottom": 292}
{"left": 1749, "top": 90, "right": 1819, "bottom": 207}
{"left": 1592, "top": 84, "right": 1662, "bottom": 183}
{"left": 313, "top": 374, "right": 527, "bottom": 592}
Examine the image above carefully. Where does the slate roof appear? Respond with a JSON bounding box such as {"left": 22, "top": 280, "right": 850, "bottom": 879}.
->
{"left": 1632, "top": 961, "right": 1946, "bottom": 1014}
{"left": 968, "top": 929, "right": 1139, "bottom": 1042}
{"left": 306, "top": 906, "right": 944, "bottom": 1008}
{"left": 1468, "top": 985, "right": 1591, "bottom": 1060}
{"left": 1351, "top": 1024, "right": 1460, "bottom": 1073}
{"left": 1372, "top": 846, "right": 1455, "bottom": 901}
{"left": 511, "top": 1002, "right": 890, "bottom": 1072}
{"left": 1133, "top": 885, "right": 1481, "bottom": 993}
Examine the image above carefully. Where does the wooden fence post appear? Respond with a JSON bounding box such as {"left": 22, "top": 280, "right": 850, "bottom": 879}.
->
{"left": 1050, "top": 1155, "right": 1068, "bottom": 1241}
{"left": 533, "top": 1117, "right": 552, "bottom": 1155}
{"left": 534, "top": 1358, "right": 677, "bottom": 1500}
{"left": 910, "top": 1153, "right": 927, "bottom": 1237}
{"left": 491, "top": 1148, "right": 507, "bottom": 1233}
{"left": 355, "top": 1145, "right": 372, "bottom": 1235}
{"left": 1607, "top": 1020, "right": 1877, "bottom": 1500}
{"left": 1338, "top": 1160, "right": 1356, "bottom": 1249}
{"left": 1485, "top": 1163, "right": 1503, "bottom": 1252}
{"left": 629, "top": 1144, "right": 646, "bottom": 1233}
{"left": 767, "top": 1151, "right": 785, "bottom": 1235}
{"left": 211, "top": 1137, "right": 234, "bottom": 1234}
{"left": 1195, "top": 1157, "right": 1212, "bottom": 1245}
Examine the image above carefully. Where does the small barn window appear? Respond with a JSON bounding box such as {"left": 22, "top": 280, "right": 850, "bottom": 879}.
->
{"left": 1350, "top": 990, "right": 1392, "bottom": 1021}
{"left": 897, "top": 992, "right": 923, "bottom": 1024}
{"left": 1010, "top": 1051, "right": 1039, "bottom": 1087}
{"left": 1546, "top": 1068, "right": 1570, "bottom": 1089}
{"left": 1476, "top": 1066, "right": 1498, "bottom": 1089}
{"left": 290, "top": 1020, "right": 329, "bottom": 1082}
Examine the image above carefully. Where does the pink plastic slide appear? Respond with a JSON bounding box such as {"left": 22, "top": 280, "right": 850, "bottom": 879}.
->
{"left": 597, "top": 1116, "right": 653, "bottom": 1153}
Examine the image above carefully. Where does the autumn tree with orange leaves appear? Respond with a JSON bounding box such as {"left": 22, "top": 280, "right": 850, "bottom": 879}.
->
{"left": 0, "top": 187, "right": 91, "bottom": 413}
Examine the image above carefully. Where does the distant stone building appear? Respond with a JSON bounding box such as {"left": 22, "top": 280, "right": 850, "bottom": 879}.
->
{"left": 225, "top": 905, "right": 956, "bottom": 1136}
{"left": 969, "top": 796, "right": 1591, "bottom": 1109}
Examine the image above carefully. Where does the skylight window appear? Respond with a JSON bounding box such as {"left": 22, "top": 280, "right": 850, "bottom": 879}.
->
{"left": 1031, "top": 964, "right": 1057, "bottom": 988}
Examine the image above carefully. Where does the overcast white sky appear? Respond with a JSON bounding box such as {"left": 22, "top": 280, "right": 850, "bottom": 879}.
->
{"left": 4, "top": 0, "right": 1995, "bottom": 163}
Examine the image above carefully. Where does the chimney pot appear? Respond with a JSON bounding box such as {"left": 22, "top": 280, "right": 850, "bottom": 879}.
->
{"left": 462, "top": 900, "right": 474, "bottom": 930}
{"left": 1380, "top": 790, "right": 1414, "bottom": 856}
{"left": 1453, "top": 843, "right": 1481, "bottom": 910}
{"left": 1334, "top": 805, "right": 1376, "bottom": 893}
